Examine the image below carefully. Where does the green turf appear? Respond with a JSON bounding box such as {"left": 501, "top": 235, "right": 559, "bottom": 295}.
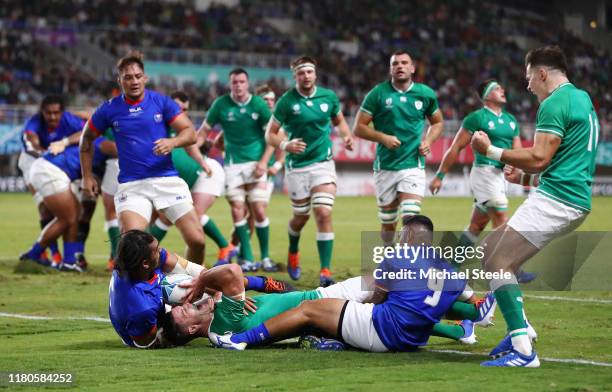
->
{"left": 0, "top": 193, "right": 611, "bottom": 391}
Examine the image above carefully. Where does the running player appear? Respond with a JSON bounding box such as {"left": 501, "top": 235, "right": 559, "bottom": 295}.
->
{"left": 353, "top": 50, "right": 443, "bottom": 243}
{"left": 198, "top": 69, "right": 275, "bottom": 272}
{"left": 80, "top": 53, "right": 206, "bottom": 264}
{"left": 265, "top": 56, "right": 354, "bottom": 286}
{"left": 20, "top": 137, "right": 116, "bottom": 271}
{"left": 148, "top": 91, "right": 235, "bottom": 265}
{"left": 471, "top": 46, "right": 598, "bottom": 367}
{"left": 18, "top": 95, "right": 84, "bottom": 264}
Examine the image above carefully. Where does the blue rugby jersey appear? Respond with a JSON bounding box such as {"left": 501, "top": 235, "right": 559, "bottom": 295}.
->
{"left": 89, "top": 90, "right": 182, "bottom": 183}
{"left": 43, "top": 137, "right": 109, "bottom": 180}
{"left": 22, "top": 111, "right": 84, "bottom": 150}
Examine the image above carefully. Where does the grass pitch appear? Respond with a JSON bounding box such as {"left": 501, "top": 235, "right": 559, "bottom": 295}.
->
{"left": 0, "top": 193, "right": 611, "bottom": 391}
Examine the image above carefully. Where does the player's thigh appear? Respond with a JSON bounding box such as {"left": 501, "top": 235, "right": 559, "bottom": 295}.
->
{"left": 300, "top": 298, "right": 346, "bottom": 337}
{"left": 340, "top": 301, "right": 388, "bottom": 352}
{"left": 192, "top": 192, "right": 217, "bottom": 215}
{"left": 374, "top": 170, "right": 400, "bottom": 207}
{"left": 317, "top": 277, "right": 376, "bottom": 303}
{"left": 396, "top": 168, "right": 426, "bottom": 200}
{"left": 483, "top": 225, "right": 540, "bottom": 273}
{"left": 173, "top": 208, "right": 205, "bottom": 245}
{"left": 285, "top": 168, "right": 311, "bottom": 201}
{"left": 43, "top": 189, "right": 79, "bottom": 221}
{"left": 119, "top": 210, "right": 150, "bottom": 231}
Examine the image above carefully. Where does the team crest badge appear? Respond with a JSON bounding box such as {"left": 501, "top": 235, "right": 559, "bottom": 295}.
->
{"left": 415, "top": 100, "right": 423, "bottom": 110}
{"left": 510, "top": 122, "right": 516, "bottom": 130}
{"left": 320, "top": 103, "right": 329, "bottom": 112}
{"left": 154, "top": 113, "right": 163, "bottom": 123}
{"left": 252, "top": 113, "right": 259, "bottom": 120}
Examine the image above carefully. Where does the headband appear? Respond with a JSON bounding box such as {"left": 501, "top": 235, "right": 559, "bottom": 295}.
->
{"left": 481, "top": 81, "right": 500, "bottom": 100}
{"left": 293, "top": 62, "right": 316, "bottom": 72}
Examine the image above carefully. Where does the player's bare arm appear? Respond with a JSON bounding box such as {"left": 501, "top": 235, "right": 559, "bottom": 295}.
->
{"left": 49, "top": 130, "right": 83, "bottom": 155}
{"left": 256, "top": 144, "right": 276, "bottom": 177}
{"left": 353, "top": 111, "right": 401, "bottom": 149}
{"left": 184, "top": 142, "right": 212, "bottom": 176}
{"left": 79, "top": 121, "right": 99, "bottom": 197}
{"left": 419, "top": 109, "right": 444, "bottom": 156}
{"left": 332, "top": 111, "right": 354, "bottom": 151}
{"left": 265, "top": 118, "right": 306, "bottom": 154}
{"left": 429, "top": 127, "right": 471, "bottom": 194}
{"left": 153, "top": 113, "right": 196, "bottom": 155}
{"left": 472, "top": 131, "right": 560, "bottom": 173}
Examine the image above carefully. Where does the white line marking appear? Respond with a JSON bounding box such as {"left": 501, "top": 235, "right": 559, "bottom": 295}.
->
{"left": 524, "top": 294, "right": 612, "bottom": 304}
{"left": 0, "top": 312, "right": 110, "bottom": 323}
{"left": 430, "top": 349, "right": 612, "bottom": 367}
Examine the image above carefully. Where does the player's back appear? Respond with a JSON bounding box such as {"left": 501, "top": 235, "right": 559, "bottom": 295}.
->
{"left": 372, "top": 255, "right": 466, "bottom": 350}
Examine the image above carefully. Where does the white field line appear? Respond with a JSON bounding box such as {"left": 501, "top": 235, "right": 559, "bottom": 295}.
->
{"left": 0, "top": 312, "right": 610, "bottom": 367}
{"left": 429, "top": 349, "right": 612, "bottom": 367}
{"left": 524, "top": 294, "right": 612, "bottom": 304}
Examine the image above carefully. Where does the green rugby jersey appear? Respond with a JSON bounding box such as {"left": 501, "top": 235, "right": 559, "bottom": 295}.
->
{"left": 167, "top": 128, "right": 201, "bottom": 189}
{"left": 360, "top": 81, "right": 439, "bottom": 171}
{"left": 272, "top": 86, "right": 340, "bottom": 169}
{"left": 462, "top": 107, "right": 520, "bottom": 169}
{"left": 206, "top": 94, "right": 271, "bottom": 165}
{"left": 209, "top": 290, "right": 321, "bottom": 335}
{"left": 534, "top": 83, "right": 598, "bottom": 212}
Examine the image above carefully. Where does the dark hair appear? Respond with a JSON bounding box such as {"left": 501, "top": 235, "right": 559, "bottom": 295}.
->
{"left": 40, "top": 95, "right": 65, "bottom": 112}
{"left": 160, "top": 311, "right": 196, "bottom": 347}
{"left": 401, "top": 214, "right": 434, "bottom": 232}
{"left": 116, "top": 230, "right": 155, "bottom": 276}
{"left": 170, "top": 91, "right": 189, "bottom": 103}
{"left": 525, "top": 45, "right": 568, "bottom": 74}
{"left": 255, "top": 84, "right": 273, "bottom": 96}
{"left": 116, "top": 52, "right": 145, "bottom": 74}
{"left": 391, "top": 49, "right": 412, "bottom": 59}
{"left": 477, "top": 78, "right": 498, "bottom": 99}
{"left": 229, "top": 67, "right": 248, "bottom": 78}
{"left": 291, "top": 55, "right": 317, "bottom": 70}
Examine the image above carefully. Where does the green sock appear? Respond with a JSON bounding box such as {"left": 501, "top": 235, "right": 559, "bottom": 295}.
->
{"left": 105, "top": 220, "right": 120, "bottom": 259}
{"left": 288, "top": 225, "right": 300, "bottom": 254}
{"left": 202, "top": 215, "right": 228, "bottom": 248}
{"left": 255, "top": 218, "right": 270, "bottom": 259}
{"left": 493, "top": 281, "right": 527, "bottom": 333}
{"left": 445, "top": 301, "right": 479, "bottom": 321}
{"left": 432, "top": 322, "right": 465, "bottom": 341}
{"left": 316, "top": 232, "right": 334, "bottom": 270}
{"left": 149, "top": 219, "right": 169, "bottom": 242}
{"left": 235, "top": 220, "right": 254, "bottom": 261}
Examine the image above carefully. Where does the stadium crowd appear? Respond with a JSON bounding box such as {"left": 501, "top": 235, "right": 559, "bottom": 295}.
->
{"left": 0, "top": 0, "right": 610, "bottom": 135}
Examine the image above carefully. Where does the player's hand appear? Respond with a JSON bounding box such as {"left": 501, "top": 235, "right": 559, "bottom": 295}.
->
{"left": 419, "top": 140, "right": 431, "bottom": 156}
{"left": 429, "top": 177, "right": 442, "bottom": 195}
{"left": 200, "top": 161, "right": 212, "bottom": 177}
{"left": 285, "top": 138, "right": 307, "bottom": 154}
{"left": 81, "top": 175, "right": 99, "bottom": 198}
{"left": 471, "top": 131, "right": 491, "bottom": 154}
{"left": 180, "top": 278, "right": 203, "bottom": 304}
{"left": 153, "top": 138, "right": 176, "bottom": 155}
{"left": 254, "top": 161, "right": 267, "bottom": 178}
{"left": 49, "top": 140, "right": 67, "bottom": 155}
{"left": 268, "top": 165, "right": 280, "bottom": 176}
{"left": 503, "top": 164, "right": 522, "bottom": 184}
{"left": 382, "top": 135, "right": 401, "bottom": 150}
{"left": 344, "top": 135, "right": 354, "bottom": 151}
{"left": 243, "top": 297, "right": 258, "bottom": 315}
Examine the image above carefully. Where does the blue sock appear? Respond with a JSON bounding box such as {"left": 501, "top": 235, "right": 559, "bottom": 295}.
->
{"left": 245, "top": 276, "right": 266, "bottom": 292}
{"left": 49, "top": 242, "right": 60, "bottom": 255}
{"left": 27, "top": 242, "right": 44, "bottom": 259}
{"left": 230, "top": 323, "right": 270, "bottom": 345}
{"left": 76, "top": 241, "right": 85, "bottom": 254}
{"left": 63, "top": 242, "right": 78, "bottom": 264}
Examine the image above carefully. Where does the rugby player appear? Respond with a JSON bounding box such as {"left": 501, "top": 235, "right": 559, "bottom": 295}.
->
{"left": 79, "top": 53, "right": 206, "bottom": 264}
{"left": 353, "top": 50, "right": 444, "bottom": 243}
{"left": 471, "top": 46, "right": 598, "bottom": 367}
{"left": 265, "top": 56, "right": 354, "bottom": 286}
{"left": 198, "top": 69, "right": 275, "bottom": 272}
{"left": 18, "top": 95, "right": 84, "bottom": 264}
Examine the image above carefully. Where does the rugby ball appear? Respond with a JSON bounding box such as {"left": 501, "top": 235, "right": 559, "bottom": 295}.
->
{"left": 161, "top": 273, "right": 193, "bottom": 305}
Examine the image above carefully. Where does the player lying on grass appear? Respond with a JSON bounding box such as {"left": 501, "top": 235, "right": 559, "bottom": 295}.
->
{"left": 20, "top": 137, "right": 116, "bottom": 272}
{"left": 108, "top": 230, "right": 293, "bottom": 349}
{"left": 162, "top": 215, "right": 497, "bottom": 350}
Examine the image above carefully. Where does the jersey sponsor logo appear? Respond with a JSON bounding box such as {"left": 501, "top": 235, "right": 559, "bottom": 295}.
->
{"left": 415, "top": 100, "right": 423, "bottom": 110}
{"left": 175, "top": 194, "right": 187, "bottom": 201}
{"left": 306, "top": 100, "right": 314, "bottom": 107}
{"left": 154, "top": 113, "right": 162, "bottom": 123}
{"left": 129, "top": 107, "right": 143, "bottom": 113}
{"left": 498, "top": 118, "right": 504, "bottom": 124}
{"left": 488, "top": 121, "right": 495, "bottom": 129}
{"left": 320, "top": 103, "right": 329, "bottom": 113}
{"left": 252, "top": 113, "right": 259, "bottom": 120}
{"left": 118, "top": 192, "right": 127, "bottom": 202}
{"left": 400, "top": 96, "right": 407, "bottom": 102}
{"left": 292, "top": 104, "right": 301, "bottom": 115}
{"left": 385, "top": 97, "right": 393, "bottom": 108}
{"left": 112, "top": 121, "right": 120, "bottom": 132}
